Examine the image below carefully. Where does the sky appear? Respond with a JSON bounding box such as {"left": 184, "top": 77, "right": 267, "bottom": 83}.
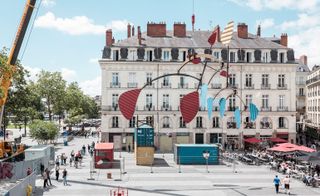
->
{"left": 0, "top": 0, "right": 319, "bottom": 96}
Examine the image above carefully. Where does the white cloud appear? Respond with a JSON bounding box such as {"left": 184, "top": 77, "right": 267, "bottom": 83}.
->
{"left": 256, "top": 18, "right": 274, "bottom": 29}
{"left": 61, "top": 68, "right": 76, "bottom": 83}
{"left": 25, "top": 66, "right": 41, "bottom": 82}
{"left": 35, "top": 12, "right": 130, "bottom": 35}
{"left": 289, "top": 27, "right": 320, "bottom": 66}
{"left": 280, "top": 13, "right": 320, "bottom": 30}
{"left": 42, "top": 0, "right": 56, "bottom": 7}
{"left": 89, "top": 58, "right": 99, "bottom": 64}
{"left": 79, "top": 76, "right": 101, "bottom": 96}
{"left": 229, "top": 0, "right": 318, "bottom": 11}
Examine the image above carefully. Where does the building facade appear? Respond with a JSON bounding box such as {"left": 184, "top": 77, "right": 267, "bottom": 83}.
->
{"left": 99, "top": 22, "right": 297, "bottom": 152}
{"left": 296, "top": 55, "right": 309, "bottom": 144}
{"left": 306, "top": 65, "right": 320, "bottom": 143}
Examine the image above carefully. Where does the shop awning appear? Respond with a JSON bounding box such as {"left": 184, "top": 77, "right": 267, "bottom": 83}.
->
{"left": 268, "top": 137, "right": 287, "bottom": 143}
{"left": 244, "top": 137, "right": 262, "bottom": 144}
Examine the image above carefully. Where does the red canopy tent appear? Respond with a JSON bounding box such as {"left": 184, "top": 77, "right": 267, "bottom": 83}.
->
{"left": 268, "top": 137, "right": 287, "bottom": 143}
{"left": 244, "top": 137, "right": 262, "bottom": 144}
{"left": 268, "top": 143, "right": 316, "bottom": 153}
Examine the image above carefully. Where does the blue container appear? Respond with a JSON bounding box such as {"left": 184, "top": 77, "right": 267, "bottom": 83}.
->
{"left": 134, "top": 124, "right": 154, "bottom": 147}
{"left": 174, "top": 144, "right": 219, "bottom": 165}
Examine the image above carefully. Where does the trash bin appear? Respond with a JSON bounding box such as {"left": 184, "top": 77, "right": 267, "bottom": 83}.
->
{"left": 107, "top": 172, "right": 112, "bottom": 179}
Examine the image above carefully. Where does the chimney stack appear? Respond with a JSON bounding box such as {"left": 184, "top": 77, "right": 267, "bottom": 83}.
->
{"left": 300, "top": 55, "right": 308, "bottom": 65}
{"left": 280, "top": 33, "right": 288, "bottom": 47}
{"left": 216, "top": 25, "right": 221, "bottom": 42}
{"left": 106, "top": 29, "right": 113, "bottom": 46}
{"left": 147, "top": 22, "right": 166, "bottom": 37}
{"left": 173, "top": 22, "right": 186, "bottom": 37}
{"left": 132, "top": 26, "right": 135, "bottom": 36}
{"left": 237, "top": 23, "right": 248, "bottom": 39}
{"left": 257, "top": 24, "right": 261, "bottom": 37}
{"left": 138, "top": 26, "right": 141, "bottom": 45}
{"left": 127, "top": 23, "right": 131, "bottom": 38}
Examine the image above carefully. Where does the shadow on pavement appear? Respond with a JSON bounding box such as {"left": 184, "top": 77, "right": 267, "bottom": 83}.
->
{"left": 153, "top": 158, "right": 170, "bottom": 167}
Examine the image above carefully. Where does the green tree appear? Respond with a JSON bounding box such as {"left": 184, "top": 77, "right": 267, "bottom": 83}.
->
{"left": 29, "top": 120, "right": 59, "bottom": 144}
{"left": 36, "top": 70, "right": 66, "bottom": 121}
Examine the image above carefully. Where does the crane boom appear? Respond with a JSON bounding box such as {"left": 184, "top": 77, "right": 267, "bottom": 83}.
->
{"left": 0, "top": 0, "right": 37, "bottom": 136}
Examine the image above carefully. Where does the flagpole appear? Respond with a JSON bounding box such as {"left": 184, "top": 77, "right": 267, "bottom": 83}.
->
{"left": 226, "top": 45, "right": 229, "bottom": 88}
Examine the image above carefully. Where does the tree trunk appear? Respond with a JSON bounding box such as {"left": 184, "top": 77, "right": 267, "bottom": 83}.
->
{"left": 47, "top": 98, "right": 52, "bottom": 121}
{"left": 24, "top": 117, "right": 27, "bottom": 137}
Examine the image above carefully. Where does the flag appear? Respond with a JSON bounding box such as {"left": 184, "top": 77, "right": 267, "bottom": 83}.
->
{"left": 234, "top": 107, "right": 241, "bottom": 129}
{"left": 208, "top": 27, "right": 219, "bottom": 45}
{"left": 249, "top": 103, "right": 259, "bottom": 122}
{"left": 221, "top": 21, "right": 234, "bottom": 45}
{"left": 200, "top": 84, "right": 208, "bottom": 108}
{"left": 180, "top": 91, "right": 199, "bottom": 123}
{"left": 119, "top": 89, "right": 141, "bottom": 120}
{"left": 219, "top": 98, "right": 226, "bottom": 118}
{"left": 220, "top": 70, "right": 228, "bottom": 77}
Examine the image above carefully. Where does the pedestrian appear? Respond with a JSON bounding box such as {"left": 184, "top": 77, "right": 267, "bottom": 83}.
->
{"left": 128, "top": 143, "right": 131, "bottom": 153}
{"left": 283, "top": 175, "right": 290, "bottom": 195}
{"left": 74, "top": 155, "right": 79, "bottom": 168}
{"left": 82, "top": 145, "right": 86, "bottom": 155}
{"left": 55, "top": 166, "right": 60, "bottom": 181}
{"left": 42, "top": 170, "right": 48, "bottom": 188}
{"left": 60, "top": 153, "right": 64, "bottom": 165}
{"left": 87, "top": 144, "right": 91, "bottom": 153}
{"left": 63, "top": 154, "right": 67, "bottom": 165}
{"left": 62, "top": 168, "right": 68, "bottom": 186}
{"left": 273, "top": 175, "right": 280, "bottom": 194}
{"left": 90, "top": 149, "right": 94, "bottom": 157}
{"left": 69, "top": 156, "right": 73, "bottom": 167}
{"left": 40, "top": 163, "right": 44, "bottom": 174}
{"left": 45, "top": 168, "right": 52, "bottom": 186}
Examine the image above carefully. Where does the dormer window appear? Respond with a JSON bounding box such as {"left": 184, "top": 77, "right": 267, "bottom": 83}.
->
{"left": 246, "top": 52, "right": 252, "bottom": 63}
{"left": 146, "top": 50, "right": 153, "bottom": 61}
{"left": 262, "top": 51, "right": 269, "bottom": 63}
{"left": 163, "top": 51, "right": 170, "bottom": 61}
{"left": 113, "top": 50, "right": 119, "bottom": 61}
{"left": 279, "top": 52, "right": 285, "bottom": 63}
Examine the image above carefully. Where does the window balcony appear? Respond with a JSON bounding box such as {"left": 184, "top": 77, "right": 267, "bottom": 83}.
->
{"left": 195, "top": 125, "right": 204, "bottom": 129}
{"left": 211, "top": 83, "right": 222, "bottom": 89}
{"left": 244, "top": 84, "right": 254, "bottom": 89}
{"left": 244, "top": 122, "right": 256, "bottom": 129}
{"left": 162, "top": 124, "right": 170, "bottom": 128}
{"left": 278, "top": 126, "right": 288, "bottom": 129}
{"left": 178, "top": 83, "right": 188, "bottom": 89}
{"left": 112, "top": 124, "right": 119, "bottom": 128}
{"left": 229, "top": 83, "right": 238, "bottom": 88}
{"left": 144, "top": 105, "right": 155, "bottom": 111}
{"left": 261, "top": 84, "right": 271, "bottom": 90}
{"left": 277, "top": 106, "right": 288, "bottom": 112}
{"left": 111, "top": 105, "right": 118, "bottom": 111}
{"left": 127, "top": 82, "right": 138, "bottom": 88}
{"left": 161, "top": 83, "right": 172, "bottom": 88}
{"left": 228, "top": 106, "right": 236, "bottom": 111}
{"left": 212, "top": 124, "right": 220, "bottom": 128}
{"left": 277, "top": 84, "right": 287, "bottom": 90}
{"left": 144, "top": 83, "right": 155, "bottom": 88}
{"left": 260, "top": 122, "right": 272, "bottom": 129}
{"left": 199, "top": 107, "right": 206, "bottom": 111}
{"left": 101, "top": 105, "right": 112, "bottom": 111}
{"left": 161, "top": 105, "right": 172, "bottom": 111}
{"left": 110, "top": 82, "right": 121, "bottom": 88}
{"left": 260, "top": 107, "right": 272, "bottom": 112}
{"left": 227, "top": 122, "right": 237, "bottom": 129}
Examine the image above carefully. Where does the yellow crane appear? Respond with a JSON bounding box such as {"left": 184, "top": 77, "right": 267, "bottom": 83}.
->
{"left": 0, "top": 0, "right": 37, "bottom": 158}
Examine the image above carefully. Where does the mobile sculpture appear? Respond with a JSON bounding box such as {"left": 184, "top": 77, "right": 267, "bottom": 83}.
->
{"left": 118, "top": 21, "right": 259, "bottom": 127}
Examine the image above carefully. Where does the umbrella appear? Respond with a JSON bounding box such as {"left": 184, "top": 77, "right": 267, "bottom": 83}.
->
{"left": 268, "top": 137, "right": 287, "bottom": 143}
{"left": 244, "top": 137, "right": 262, "bottom": 144}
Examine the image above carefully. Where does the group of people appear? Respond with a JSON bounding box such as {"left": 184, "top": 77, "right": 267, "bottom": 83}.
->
{"left": 273, "top": 175, "right": 291, "bottom": 194}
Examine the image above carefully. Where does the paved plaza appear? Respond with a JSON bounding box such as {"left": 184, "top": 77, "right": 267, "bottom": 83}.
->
{"left": 21, "top": 136, "right": 320, "bottom": 196}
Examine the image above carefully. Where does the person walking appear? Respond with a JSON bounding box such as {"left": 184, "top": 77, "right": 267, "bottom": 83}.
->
{"left": 42, "top": 170, "right": 48, "bottom": 189}
{"left": 82, "top": 145, "right": 86, "bottom": 155}
{"left": 63, "top": 154, "right": 67, "bottom": 165}
{"left": 283, "top": 175, "right": 290, "bottom": 195}
{"left": 87, "top": 144, "right": 91, "bottom": 154}
{"left": 128, "top": 143, "right": 131, "bottom": 153}
{"left": 62, "top": 168, "right": 68, "bottom": 186}
{"left": 45, "top": 168, "right": 52, "bottom": 186}
{"left": 55, "top": 166, "right": 60, "bottom": 181}
{"left": 273, "top": 175, "right": 281, "bottom": 194}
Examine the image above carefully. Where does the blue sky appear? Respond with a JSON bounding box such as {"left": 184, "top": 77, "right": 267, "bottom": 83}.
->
{"left": 1, "top": 0, "right": 319, "bottom": 96}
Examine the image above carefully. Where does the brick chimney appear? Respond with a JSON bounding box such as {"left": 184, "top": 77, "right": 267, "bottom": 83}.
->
{"left": 173, "top": 22, "right": 186, "bottom": 37}
{"left": 132, "top": 26, "right": 135, "bottom": 36}
{"left": 127, "top": 23, "right": 131, "bottom": 38}
{"left": 106, "top": 29, "right": 112, "bottom": 46}
{"left": 215, "top": 25, "right": 221, "bottom": 42}
{"left": 300, "top": 55, "right": 307, "bottom": 65}
{"left": 280, "top": 33, "right": 288, "bottom": 47}
{"left": 147, "top": 22, "right": 166, "bottom": 37}
{"left": 138, "top": 26, "right": 141, "bottom": 45}
{"left": 237, "top": 23, "right": 248, "bottom": 39}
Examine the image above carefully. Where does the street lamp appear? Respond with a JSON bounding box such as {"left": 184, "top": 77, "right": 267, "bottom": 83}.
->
{"left": 202, "top": 150, "right": 210, "bottom": 173}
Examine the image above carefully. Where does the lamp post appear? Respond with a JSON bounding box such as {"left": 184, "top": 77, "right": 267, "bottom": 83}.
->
{"left": 202, "top": 150, "right": 210, "bottom": 173}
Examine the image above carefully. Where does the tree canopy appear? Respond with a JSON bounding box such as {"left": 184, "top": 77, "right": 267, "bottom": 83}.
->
{"left": 29, "top": 120, "right": 59, "bottom": 144}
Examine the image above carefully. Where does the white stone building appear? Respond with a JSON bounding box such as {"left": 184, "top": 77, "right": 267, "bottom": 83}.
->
{"left": 99, "top": 22, "right": 297, "bottom": 152}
